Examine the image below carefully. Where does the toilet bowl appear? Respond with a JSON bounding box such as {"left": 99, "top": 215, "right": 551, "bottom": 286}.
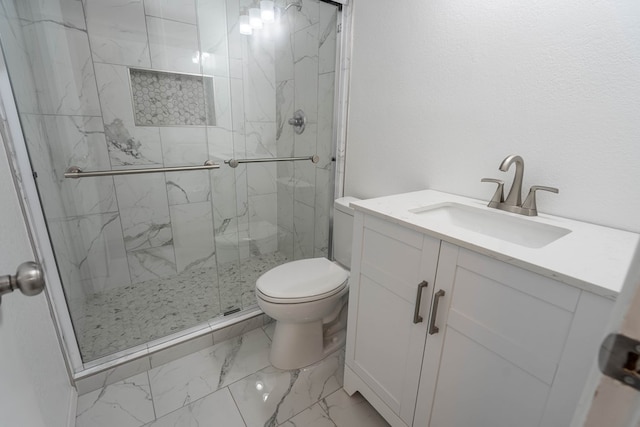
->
{"left": 257, "top": 258, "right": 349, "bottom": 369}
{"left": 256, "top": 197, "right": 359, "bottom": 370}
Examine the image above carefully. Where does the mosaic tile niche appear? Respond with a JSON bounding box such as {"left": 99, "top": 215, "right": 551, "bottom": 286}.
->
{"left": 130, "top": 68, "right": 215, "bottom": 126}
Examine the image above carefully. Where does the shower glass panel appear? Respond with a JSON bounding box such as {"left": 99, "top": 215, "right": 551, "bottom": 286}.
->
{"left": 0, "top": 0, "right": 338, "bottom": 363}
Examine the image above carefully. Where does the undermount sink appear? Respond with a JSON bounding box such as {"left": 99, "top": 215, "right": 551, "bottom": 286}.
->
{"left": 409, "top": 202, "right": 571, "bottom": 248}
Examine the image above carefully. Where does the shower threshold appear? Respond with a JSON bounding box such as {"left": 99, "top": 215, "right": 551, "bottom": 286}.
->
{"left": 76, "top": 306, "right": 267, "bottom": 387}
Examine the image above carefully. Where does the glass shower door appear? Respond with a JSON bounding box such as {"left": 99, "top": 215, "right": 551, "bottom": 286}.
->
{"left": 0, "top": 0, "right": 226, "bottom": 362}
{"left": 0, "top": 0, "right": 341, "bottom": 363}
{"left": 207, "top": 0, "right": 340, "bottom": 314}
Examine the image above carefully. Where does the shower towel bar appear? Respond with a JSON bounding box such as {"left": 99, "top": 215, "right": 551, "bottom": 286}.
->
{"left": 64, "top": 160, "right": 220, "bottom": 178}
{"left": 64, "top": 155, "right": 319, "bottom": 178}
{"left": 225, "top": 155, "right": 319, "bottom": 168}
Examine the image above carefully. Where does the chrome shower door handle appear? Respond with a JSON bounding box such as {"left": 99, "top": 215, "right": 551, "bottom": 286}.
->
{"left": 428, "top": 289, "right": 446, "bottom": 335}
{"left": 0, "top": 261, "right": 45, "bottom": 305}
{"left": 413, "top": 281, "right": 429, "bottom": 324}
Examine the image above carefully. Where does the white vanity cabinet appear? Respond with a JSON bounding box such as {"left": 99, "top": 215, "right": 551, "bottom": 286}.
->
{"left": 344, "top": 212, "right": 441, "bottom": 426}
{"left": 414, "top": 242, "right": 614, "bottom": 427}
{"left": 344, "top": 210, "right": 615, "bottom": 427}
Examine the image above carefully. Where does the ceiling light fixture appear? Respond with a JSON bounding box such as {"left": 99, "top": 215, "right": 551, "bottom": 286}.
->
{"left": 239, "top": 14, "right": 252, "bottom": 35}
{"left": 260, "top": 1, "right": 275, "bottom": 22}
{"left": 249, "top": 8, "right": 263, "bottom": 29}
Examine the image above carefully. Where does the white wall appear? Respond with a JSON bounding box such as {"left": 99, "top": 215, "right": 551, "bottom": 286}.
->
{"left": 345, "top": 0, "right": 640, "bottom": 233}
{"left": 0, "top": 132, "right": 75, "bottom": 425}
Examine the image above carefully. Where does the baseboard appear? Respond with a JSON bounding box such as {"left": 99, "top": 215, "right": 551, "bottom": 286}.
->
{"left": 343, "top": 365, "right": 407, "bottom": 427}
{"left": 67, "top": 386, "right": 78, "bottom": 427}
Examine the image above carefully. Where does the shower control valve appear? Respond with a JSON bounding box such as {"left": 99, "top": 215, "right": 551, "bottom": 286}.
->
{"left": 288, "top": 109, "right": 306, "bottom": 135}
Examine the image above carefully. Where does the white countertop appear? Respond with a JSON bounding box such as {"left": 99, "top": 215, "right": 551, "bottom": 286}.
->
{"left": 351, "top": 190, "right": 639, "bottom": 299}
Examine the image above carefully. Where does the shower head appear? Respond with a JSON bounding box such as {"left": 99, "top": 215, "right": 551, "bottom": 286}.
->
{"left": 284, "top": 1, "right": 302, "bottom": 12}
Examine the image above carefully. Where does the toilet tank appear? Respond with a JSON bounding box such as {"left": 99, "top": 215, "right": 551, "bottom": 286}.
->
{"left": 333, "top": 197, "right": 360, "bottom": 269}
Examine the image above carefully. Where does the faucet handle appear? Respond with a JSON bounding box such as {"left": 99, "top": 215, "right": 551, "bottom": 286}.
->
{"left": 522, "top": 185, "right": 559, "bottom": 215}
{"left": 481, "top": 178, "right": 504, "bottom": 208}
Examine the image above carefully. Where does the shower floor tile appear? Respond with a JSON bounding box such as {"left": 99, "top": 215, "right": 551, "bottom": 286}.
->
{"left": 79, "top": 252, "right": 289, "bottom": 361}
{"left": 77, "top": 326, "right": 390, "bottom": 427}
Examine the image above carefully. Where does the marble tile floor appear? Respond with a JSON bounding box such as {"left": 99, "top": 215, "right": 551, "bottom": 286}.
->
{"left": 76, "top": 324, "right": 390, "bottom": 427}
{"left": 80, "top": 252, "right": 290, "bottom": 361}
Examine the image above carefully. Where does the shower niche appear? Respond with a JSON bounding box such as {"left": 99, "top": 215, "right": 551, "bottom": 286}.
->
{"left": 129, "top": 68, "right": 216, "bottom": 127}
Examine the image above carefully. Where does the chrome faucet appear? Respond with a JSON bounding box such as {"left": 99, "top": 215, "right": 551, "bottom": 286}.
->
{"left": 482, "top": 155, "right": 558, "bottom": 216}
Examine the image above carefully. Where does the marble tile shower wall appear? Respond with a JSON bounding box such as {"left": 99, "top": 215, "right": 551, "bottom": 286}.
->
{"left": 0, "top": 0, "right": 336, "bottom": 340}
{"left": 274, "top": 0, "right": 337, "bottom": 260}
{"left": 0, "top": 0, "right": 237, "bottom": 339}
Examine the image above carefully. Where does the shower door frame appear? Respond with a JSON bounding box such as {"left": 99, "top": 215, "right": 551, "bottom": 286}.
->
{"left": 0, "top": 0, "right": 354, "bottom": 377}
{"left": 0, "top": 49, "right": 82, "bottom": 373}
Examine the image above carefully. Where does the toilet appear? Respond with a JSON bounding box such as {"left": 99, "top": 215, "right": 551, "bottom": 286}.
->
{"left": 256, "top": 197, "right": 359, "bottom": 370}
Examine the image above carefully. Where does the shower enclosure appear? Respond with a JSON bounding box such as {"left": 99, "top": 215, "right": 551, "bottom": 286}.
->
{"left": 0, "top": 0, "right": 343, "bottom": 364}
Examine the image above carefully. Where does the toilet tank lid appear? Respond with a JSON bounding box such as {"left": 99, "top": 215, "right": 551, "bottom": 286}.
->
{"left": 256, "top": 258, "right": 348, "bottom": 299}
{"left": 334, "top": 196, "right": 360, "bottom": 215}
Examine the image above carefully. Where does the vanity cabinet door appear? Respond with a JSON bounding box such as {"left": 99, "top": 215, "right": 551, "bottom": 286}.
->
{"left": 345, "top": 214, "right": 440, "bottom": 426}
{"left": 414, "top": 243, "right": 582, "bottom": 427}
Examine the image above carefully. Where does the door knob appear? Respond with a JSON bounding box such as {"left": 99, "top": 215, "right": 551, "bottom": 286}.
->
{"left": 0, "top": 261, "right": 45, "bottom": 305}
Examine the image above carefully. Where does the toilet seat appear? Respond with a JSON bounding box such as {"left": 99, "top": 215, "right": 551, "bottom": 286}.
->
{"left": 256, "top": 282, "right": 347, "bottom": 304}
{"left": 256, "top": 258, "right": 348, "bottom": 303}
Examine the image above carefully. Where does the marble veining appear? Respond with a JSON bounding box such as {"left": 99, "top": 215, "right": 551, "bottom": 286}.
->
{"left": 275, "top": 80, "right": 294, "bottom": 144}
{"left": 318, "top": 5, "right": 337, "bottom": 75}
{"left": 149, "top": 328, "right": 271, "bottom": 417}
{"left": 292, "top": 0, "right": 320, "bottom": 33}
{"left": 74, "top": 212, "right": 132, "bottom": 293}
{"left": 76, "top": 372, "right": 155, "bottom": 427}
{"left": 144, "top": 388, "right": 246, "bottom": 427}
{"left": 293, "top": 23, "right": 319, "bottom": 123}
{"left": 104, "top": 119, "right": 163, "bottom": 167}
{"left": 166, "top": 170, "right": 212, "bottom": 205}
{"left": 228, "top": 345, "right": 344, "bottom": 426}
{"left": 242, "top": 34, "right": 276, "bottom": 123}
{"left": 265, "top": 369, "right": 301, "bottom": 427}
{"left": 144, "top": 0, "right": 197, "bottom": 25}
{"left": 20, "top": 9, "right": 101, "bottom": 116}
{"left": 1, "top": 0, "right": 340, "bottom": 370}
{"left": 84, "top": 0, "right": 151, "bottom": 67}
{"left": 77, "top": 326, "right": 389, "bottom": 427}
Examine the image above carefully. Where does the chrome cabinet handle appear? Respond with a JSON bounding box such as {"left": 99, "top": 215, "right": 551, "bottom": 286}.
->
{"left": 428, "top": 289, "right": 446, "bottom": 335}
{"left": 413, "top": 281, "right": 429, "bottom": 324}
{"left": 0, "top": 261, "right": 45, "bottom": 305}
